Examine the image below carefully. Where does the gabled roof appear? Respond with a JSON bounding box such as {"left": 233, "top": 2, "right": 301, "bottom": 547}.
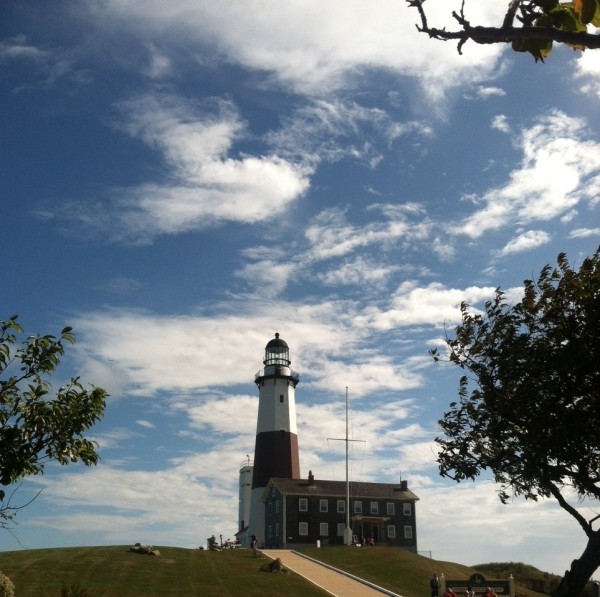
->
{"left": 266, "top": 477, "right": 419, "bottom": 501}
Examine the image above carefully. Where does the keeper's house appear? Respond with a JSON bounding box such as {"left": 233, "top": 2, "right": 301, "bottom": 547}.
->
{"left": 262, "top": 471, "right": 419, "bottom": 549}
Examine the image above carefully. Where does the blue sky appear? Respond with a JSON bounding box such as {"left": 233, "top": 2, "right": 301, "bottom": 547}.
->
{"left": 2, "top": 0, "right": 600, "bottom": 576}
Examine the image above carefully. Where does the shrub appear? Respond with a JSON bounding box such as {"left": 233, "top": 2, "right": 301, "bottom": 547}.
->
{"left": 0, "top": 571, "right": 15, "bottom": 597}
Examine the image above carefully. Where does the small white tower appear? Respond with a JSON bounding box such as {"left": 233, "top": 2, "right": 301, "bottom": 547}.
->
{"left": 246, "top": 333, "right": 300, "bottom": 546}
{"left": 238, "top": 456, "right": 253, "bottom": 534}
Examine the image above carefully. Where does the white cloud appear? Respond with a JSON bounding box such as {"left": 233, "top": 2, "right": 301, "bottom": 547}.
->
{"left": 267, "top": 99, "right": 432, "bottom": 166}
{"left": 88, "top": 0, "right": 504, "bottom": 99}
{"left": 355, "top": 281, "right": 495, "bottom": 330}
{"left": 316, "top": 257, "right": 401, "bottom": 287}
{"left": 0, "top": 36, "right": 49, "bottom": 61}
{"left": 491, "top": 114, "right": 511, "bottom": 133}
{"left": 569, "top": 227, "right": 600, "bottom": 238}
{"left": 305, "top": 205, "right": 431, "bottom": 262}
{"left": 63, "top": 94, "right": 312, "bottom": 243}
{"left": 466, "top": 86, "right": 506, "bottom": 100}
{"left": 457, "top": 111, "right": 600, "bottom": 238}
{"left": 574, "top": 48, "right": 600, "bottom": 98}
{"left": 498, "top": 230, "right": 551, "bottom": 256}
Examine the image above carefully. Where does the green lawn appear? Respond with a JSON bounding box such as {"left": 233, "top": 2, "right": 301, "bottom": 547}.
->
{"left": 301, "top": 546, "right": 478, "bottom": 597}
{"left": 0, "top": 544, "right": 552, "bottom": 597}
{"left": 0, "top": 546, "right": 329, "bottom": 597}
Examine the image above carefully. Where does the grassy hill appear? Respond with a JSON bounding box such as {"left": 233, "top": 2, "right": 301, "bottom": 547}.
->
{"left": 0, "top": 544, "right": 564, "bottom": 597}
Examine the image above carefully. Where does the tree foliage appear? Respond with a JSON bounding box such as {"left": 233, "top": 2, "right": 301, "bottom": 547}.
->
{"left": 0, "top": 316, "right": 107, "bottom": 526}
{"left": 407, "top": 0, "right": 600, "bottom": 61}
{"left": 431, "top": 249, "right": 600, "bottom": 597}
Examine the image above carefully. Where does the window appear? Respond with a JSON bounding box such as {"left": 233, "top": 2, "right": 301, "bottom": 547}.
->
{"left": 299, "top": 498, "right": 308, "bottom": 512}
{"left": 320, "top": 499, "right": 328, "bottom": 512}
{"left": 275, "top": 500, "right": 280, "bottom": 514}
{"left": 275, "top": 523, "right": 280, "bottom": 537}
{"left": 337, "top": 500, "right": 345, "bottom": 513}
{"left": 404, "top": 525, "right": 413, "bottom": 539}
{"left": 319, "top": 522, "right": 328, "bottom": 536}
{"left": 387, "top": 525, "right": 396, "bottom": 539}
{"left": 386, "top": 502, "right": 395, "bottom": 515}
{"left": 299, "top": 522, "right": 308, "bottom": 536}
{"left": 370, "top": 501, "right": 379, "bottom": 514}
{"left": 354, "top": 501, "right": 363, "bottom": 514}
{"left": 403, "top": 503, "right": 412, "bottom": 516}
{"left": 337, "top": 523, "right": 345, "bottom": 537}
{"left": 267, "top": 525, "right": 272, "bottom": 538}
{"left": 280, "top": 394, "right": 284, "bottom": 403}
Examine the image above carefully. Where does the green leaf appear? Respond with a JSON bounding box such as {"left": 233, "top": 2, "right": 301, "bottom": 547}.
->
{"left": 590, "top": 0, "right": 600, "bottom": 25}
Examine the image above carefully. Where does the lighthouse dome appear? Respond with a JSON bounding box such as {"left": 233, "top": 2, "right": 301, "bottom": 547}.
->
{"left": 264, "top": 333, "right": 290, "bottom": 367}
{"left": 266, "top": 333, "right": 288, "bottom": 350}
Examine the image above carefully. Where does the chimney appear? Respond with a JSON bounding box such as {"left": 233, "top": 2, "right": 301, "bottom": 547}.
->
{"left": 400, "top": 480, "right": 408, "bottom": 491}
{"left": 308, "top": 470, "right": 315, "bottom": 485}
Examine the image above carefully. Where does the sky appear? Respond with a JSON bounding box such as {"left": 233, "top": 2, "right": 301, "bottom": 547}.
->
{"left": 2, "top": 0, "right": 600, "bottom": 578}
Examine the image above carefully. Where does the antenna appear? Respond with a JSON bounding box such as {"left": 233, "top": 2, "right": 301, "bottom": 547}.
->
{"left": 327, "top": 386, "right": 366, "bottom": 546}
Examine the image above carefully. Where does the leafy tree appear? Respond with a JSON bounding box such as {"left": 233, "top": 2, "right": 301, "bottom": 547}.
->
{"left": 407, "top": 0, "right": 600, "bottom": 61}
{"left": 431, "top": 249, "right": 600, "bottom": 597}
{"left": 0, "top": 316, "right": 107, "bottom": 527}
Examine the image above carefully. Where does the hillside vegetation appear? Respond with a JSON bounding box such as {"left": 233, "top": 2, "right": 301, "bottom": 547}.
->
{"left": 0, "top": 544, "right": 585, "bottom": 597}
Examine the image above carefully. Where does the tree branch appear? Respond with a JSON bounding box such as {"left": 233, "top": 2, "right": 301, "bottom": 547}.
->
{"left": 545, "top": 480, "right": 594, "bottom": 538}
{"left": 407, "top": 0, "right": 600, "bottom": 57}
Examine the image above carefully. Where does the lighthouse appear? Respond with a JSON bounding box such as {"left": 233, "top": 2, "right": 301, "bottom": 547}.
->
{"left": 244, "top": 333, "right": 300, "bottom": 546}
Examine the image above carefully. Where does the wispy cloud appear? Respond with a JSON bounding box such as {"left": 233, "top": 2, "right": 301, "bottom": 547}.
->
{"left": 457, "top": 111, "right": 600, "bottom": 239}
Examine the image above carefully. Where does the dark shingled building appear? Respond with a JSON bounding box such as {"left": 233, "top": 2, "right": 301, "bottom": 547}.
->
{"left": 261, "top": 471, "right": 419, "bottom": 549}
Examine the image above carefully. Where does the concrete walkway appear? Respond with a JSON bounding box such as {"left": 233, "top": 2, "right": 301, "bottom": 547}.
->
{"left": 261, "top": 549, "right": 402, "bottom": 597}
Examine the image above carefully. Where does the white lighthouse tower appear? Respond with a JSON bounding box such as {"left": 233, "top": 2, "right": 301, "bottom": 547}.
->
{"left": 245, "top": 333, "right": 300, "bottom": 546}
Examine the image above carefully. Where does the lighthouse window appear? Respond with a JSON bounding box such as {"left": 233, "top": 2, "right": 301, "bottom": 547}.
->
{"left": 279, "top": 394, "right": 284, "bottom": 403}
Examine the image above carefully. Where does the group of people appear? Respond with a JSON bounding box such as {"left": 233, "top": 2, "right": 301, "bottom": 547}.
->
{"left": 430, "top": 573, "right": 497, "bottom": 597}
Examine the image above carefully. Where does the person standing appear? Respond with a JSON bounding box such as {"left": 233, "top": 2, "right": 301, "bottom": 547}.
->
{"left": 430, "top": 573, "right": 440, "bottom": 597}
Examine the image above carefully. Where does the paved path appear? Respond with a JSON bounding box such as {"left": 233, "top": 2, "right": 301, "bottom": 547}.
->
{"left": 261, "top": 549, "right": 401, "bottom": 597}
